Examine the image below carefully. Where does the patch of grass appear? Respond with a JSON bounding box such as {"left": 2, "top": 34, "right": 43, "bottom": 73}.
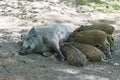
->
{"left": 70, "top": 0, "right": 120, "bottom": 13}
{"left": 70, "top": 0, "right": 104, "bottom": 4}
{"left": 111, "top": 3, "right": 120, "bottom": 10}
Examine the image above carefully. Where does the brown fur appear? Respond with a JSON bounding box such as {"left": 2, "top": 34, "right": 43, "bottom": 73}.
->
{"left": 61, "top": 43, "right": 88, "bottom": 66}
{"left": 75, "top": 23, "right": 115, "bottom": 35}
{"left": 74, "top": 23, "right": 115, "bottom": 52}
{"left": 71, "top": 42, "right": 106, "bottom": 62}
{"left": 69, "top": 30, "right": 112, "bottom": 58}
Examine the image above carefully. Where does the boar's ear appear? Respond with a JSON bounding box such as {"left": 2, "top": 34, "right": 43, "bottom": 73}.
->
{"left": 21, "top": 34, "right": 25, "bottom": 40}
{"left": 81, "top": 25, "right": 84, "bottom": 27}
{"left": 29, "top": 27, "right": 37, "bottom": 36}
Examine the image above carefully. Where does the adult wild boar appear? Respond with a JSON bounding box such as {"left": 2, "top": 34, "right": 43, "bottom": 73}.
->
{"left": 19, "top": 24, "right": 76, "bottom": 61}
{"left": 69, "top": 30, "right": 113, "bottom": 58}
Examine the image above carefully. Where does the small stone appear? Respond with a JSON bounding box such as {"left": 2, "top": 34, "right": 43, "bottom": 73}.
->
{"left": 107, "top": 71, "right": 112, "bottom": 74}
{"left": 113, "top": 62, "right": 119, "bottom": 66}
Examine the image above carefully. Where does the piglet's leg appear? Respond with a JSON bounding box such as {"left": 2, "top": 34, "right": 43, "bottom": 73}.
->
{"left": 101, "top": 39, "right": 112, "bottom": 59}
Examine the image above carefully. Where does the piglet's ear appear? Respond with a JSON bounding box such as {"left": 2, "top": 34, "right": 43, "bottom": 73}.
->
{"left": 29, "top": 27, "right": 37, "bottom": 36}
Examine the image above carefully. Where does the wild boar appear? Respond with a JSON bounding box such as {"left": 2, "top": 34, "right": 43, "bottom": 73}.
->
{"left": 71, "top": 42, "right": 107, "bottom": 62}
{"left": 19, "top": 24, "right": 76, "bottom": 61}
{"left": 75, "top": 23, "right": 115, "bottom": 51}
{"left": 75, "top": 23, "right": 115, "bottom": 35}
{"left": 60, "top": 42, "right": 88, "bottom": 66}
{"left": 69, "top": 30, "right": 112, "bottom": 58}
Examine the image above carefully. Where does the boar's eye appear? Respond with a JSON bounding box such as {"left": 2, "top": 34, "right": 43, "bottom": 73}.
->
{"left": 26, "top": 38, "right": 30, "bottom": 41}
{"left": 32, "top": 34, "right": 36, "bottom": 37}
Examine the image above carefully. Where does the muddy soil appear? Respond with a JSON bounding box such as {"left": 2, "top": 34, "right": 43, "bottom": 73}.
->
{"left": 0, "top": 0, "right": 120, "bottom": 80}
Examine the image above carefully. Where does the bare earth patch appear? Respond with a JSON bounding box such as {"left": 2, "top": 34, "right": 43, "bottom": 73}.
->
{"left": 0, "top": 0, "right": 120, "bottom": 80}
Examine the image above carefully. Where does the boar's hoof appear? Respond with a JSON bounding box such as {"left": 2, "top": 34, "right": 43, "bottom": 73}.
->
{"left": 42, "top": 52, "right": 52, "bottom": 57}
{"left": 56, "top": 55, "right": 66, "bottom": 62}
{"left": 59, "top": 58, "right": 65, "bottom": 62}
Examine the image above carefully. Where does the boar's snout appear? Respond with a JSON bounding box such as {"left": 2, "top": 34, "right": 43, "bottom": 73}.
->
{"left": 19, "top": 46, "right": 32, "bottom": 55}
{"left": 19, "top": 51, "right": 26, "bottom": 55}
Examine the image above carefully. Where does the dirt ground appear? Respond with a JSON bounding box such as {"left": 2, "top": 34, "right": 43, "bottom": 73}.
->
{"left": 0, "top": 0, "right": 120, "bottom": 80}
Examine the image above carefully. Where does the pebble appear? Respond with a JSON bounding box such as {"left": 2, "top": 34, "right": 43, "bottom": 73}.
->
{"left": 107, "top": 71, "right": 112, "bottom": 74}
{"left": 113, "top": 62, "right": 119, "bottom": 66}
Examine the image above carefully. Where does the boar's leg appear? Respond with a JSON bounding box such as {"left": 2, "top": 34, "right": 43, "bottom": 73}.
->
{"left": 51, "top": 41, "right": 65, "bottom": 61}
{"left": 43, "top": 36, "right": 65, "bottom": 61}
{"left": 46, "top": 39, "right": 65, "bottom": 61}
